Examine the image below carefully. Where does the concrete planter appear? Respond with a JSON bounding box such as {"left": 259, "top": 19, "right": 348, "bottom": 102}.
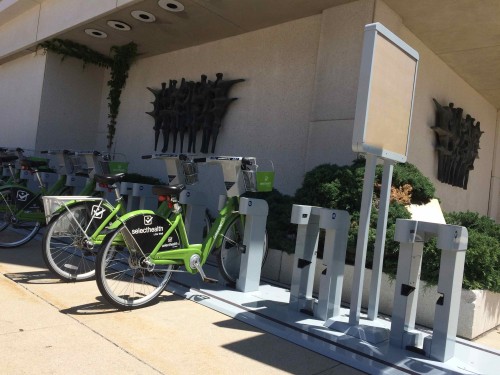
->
{"left": 261, "top": 248, "right": 500, "bottom": 340}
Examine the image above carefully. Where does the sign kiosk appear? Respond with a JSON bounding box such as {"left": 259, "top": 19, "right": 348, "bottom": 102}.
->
{"left": 348, "top": 23, "right": 419, "bottom": 332}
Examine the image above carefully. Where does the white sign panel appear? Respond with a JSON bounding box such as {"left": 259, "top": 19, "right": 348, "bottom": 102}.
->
{"left": 352, "top": 23, "right": 419, "bottom": 162}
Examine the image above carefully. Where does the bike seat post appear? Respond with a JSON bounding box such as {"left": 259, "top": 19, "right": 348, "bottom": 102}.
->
{"left": 33, "top": 168, "right": 46, "bottom": 190}
{"left": 7, "top": 163, "right": 16, "bottom": 181}
{"left": 171, "top": 195, "right": 182, "bottom": 214}
{"left": 113, "top": 182, "right": 124, "bottom": 203}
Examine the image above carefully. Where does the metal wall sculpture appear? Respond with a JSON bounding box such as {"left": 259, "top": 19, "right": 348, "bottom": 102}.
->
{"left": 146, "top": 73, "right": 244, "bottom": 154}
{"left": 432, "top": 99, "right": 483, "bottom": 189}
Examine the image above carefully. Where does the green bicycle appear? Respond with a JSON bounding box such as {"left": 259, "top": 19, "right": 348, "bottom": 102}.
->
{"left": 0, "top": 150, "right": 96, "bottom": 248}
{"left": 95, "top": 156, "right": 269, "bottom": 309}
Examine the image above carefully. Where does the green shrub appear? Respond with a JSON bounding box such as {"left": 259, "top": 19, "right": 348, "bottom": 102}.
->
{"left": 389, "top": 162, "right": 435, "bottom": 204}
{"left": 294, "top": 159, "right": 421, "bottom": 262}
{"left": 260, "top": 159, "right": 500, "bottom": 293}
{"left": 419, "top": 211, "right": 500, "bottom": 292}
{"left": 372, "top": 210, "right": 500, "bottom": 292}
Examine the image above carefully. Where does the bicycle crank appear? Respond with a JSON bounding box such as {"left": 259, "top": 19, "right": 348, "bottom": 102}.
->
{"left": 189, "top": 254, "right": 217, "bottom": 284}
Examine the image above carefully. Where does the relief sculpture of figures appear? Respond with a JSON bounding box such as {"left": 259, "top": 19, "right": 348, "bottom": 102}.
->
{"left": 432, "top": 99, "right": 483, "bottom": 189}
{"left": 147, "top": 73, "right": 244, "bottom": 154}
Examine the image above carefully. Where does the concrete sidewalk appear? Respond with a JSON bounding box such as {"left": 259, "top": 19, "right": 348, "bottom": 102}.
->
{"left": 0, "top": 238, "right": 363, "bottom": 375}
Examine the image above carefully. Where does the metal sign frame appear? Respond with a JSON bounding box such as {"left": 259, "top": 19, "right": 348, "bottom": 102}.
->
{"left": 352, "top": 23, "right": 419, "bottom": 162}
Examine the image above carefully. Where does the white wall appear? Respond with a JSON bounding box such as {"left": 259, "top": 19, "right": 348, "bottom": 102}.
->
{"left": 305, "top": 0, "right": 374, "bottom": 171}
{"left": 104, "top": 0, "right": 499, "bottom": 217}
{"left": 0, "top": 52, "right": 46, "bottom": 149}
{"left": 110, "top": 14, "right": 323, "bottom": 194}
{"left": 0, "top": 4, "right": 39, "bottom": 59}
{"left": 1, "top": 0, "right": 498, "bottom": 217}
{"left": 489, "top": 112, "right": 500, "bottom": 221}
{"left": 36, "top": 51, "right": 105, "bottom": 150}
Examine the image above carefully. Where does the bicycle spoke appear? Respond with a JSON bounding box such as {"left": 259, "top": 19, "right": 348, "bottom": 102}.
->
{"left": 96, "top": 225, "right": 173, "bottom": 309}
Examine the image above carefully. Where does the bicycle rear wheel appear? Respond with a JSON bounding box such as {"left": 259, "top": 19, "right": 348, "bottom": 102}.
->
{"left": 42, "top": 202, "right": 111, "bottom": 281}
{"left": 216, "top": 215, "right": 268, "bottom": 286}
{"left": 96, "top": 224, "right": 174, "bottom": 309}
{"left": 0, "top": 187, "right": 42, "bottom": 248}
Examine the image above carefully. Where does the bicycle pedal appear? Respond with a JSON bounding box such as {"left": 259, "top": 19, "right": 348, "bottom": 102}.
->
{"left": 202, "top": 276, "right": 218, "bottom": 284}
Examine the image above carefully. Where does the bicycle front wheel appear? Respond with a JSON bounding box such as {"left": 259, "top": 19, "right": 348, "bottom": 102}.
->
{"left": 96, "top": 224, "right": 174, "bottom": 309}
{"left": 42, "top": 202, "right": 111, "bottom": 281}
{"left": 0, "top": 187, "right": 42, "bottom": 247}
{"left": 216, "top": 215, "right": 268, "bottom": 286}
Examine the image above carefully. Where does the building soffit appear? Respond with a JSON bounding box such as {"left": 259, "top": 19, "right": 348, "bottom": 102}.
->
{"left": 2, "top": 0, "right": 500, "bottom": 109}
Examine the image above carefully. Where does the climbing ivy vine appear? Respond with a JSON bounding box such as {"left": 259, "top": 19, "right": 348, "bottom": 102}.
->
{"left": 38, "top": 38, "right": 138, "bottom": 152}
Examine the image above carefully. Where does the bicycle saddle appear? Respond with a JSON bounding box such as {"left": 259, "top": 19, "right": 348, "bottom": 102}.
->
{"left": 0, "top": 155, "right": 18, "bottom": 163}
{"left": 94, "top": 173, "right": 126, "bottom": 185}
{"left": 20, "top": 159, "right": 48, "bottom": 169}
{"left": 152, "top": 184, "right": 185, "bottom": 197}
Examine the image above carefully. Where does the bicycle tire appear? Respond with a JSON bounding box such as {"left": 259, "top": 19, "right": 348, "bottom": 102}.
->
{"left": 42, "top": 202, "right": 112, "bottom": 281}
{"left": 95, "top": 223, "right": 174, "bottom": 309}
{"left": 0, "top": 186, "right": 42, "bottom": 247}
{"left": 216, "top": 215, "right": 269, "bottom": 286}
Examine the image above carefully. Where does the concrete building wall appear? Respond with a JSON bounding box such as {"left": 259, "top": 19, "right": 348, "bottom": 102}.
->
{"left": 0, "top": 0, "right": 498, "bottom": 218}
{"left": 305, "top": 0, "right": 374, "bottom": 172}
{"left": 36, "top": 51, "right": 105, "bottom": 150}
{"left": 109, "top": 13, "right": 323, "bottom": 193}
{"left": 489, "top": 111, "right": 500, "bottom": 221}
{"left": 0, "top": 52, "right": 46, "bottom": 149}
{"left": 0, "top": 4, "right": 39, "bottom": 59}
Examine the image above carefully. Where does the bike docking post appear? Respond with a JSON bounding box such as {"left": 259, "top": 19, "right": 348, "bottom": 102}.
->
{"left": 37, "top": 150, "right": 68, "bottom": 190}
{"left": 389, "top": 219, "right": 468, "bottom": 362}
{"left": 65, "top": 152, "right": 90, "bottom": 191}
{"left": 288, "top": 205, "right": 350, "bottom": 321}
{"left": 236, "top": 197, "right": 269, "bottom": 293}
{"left": 146, "top": 153, "right": 225, "bottom": 243}
{"left": 317, "top": 208, "right": 350, "bottom": 322}
{"left": 131, "top": 183, "right": 157, "bottom": 210}
{"left": 289, "top": 204, "right": 321, "bottom": 314}
{"left": 179, "top": 189, "right": 208, "bottom": 244}
{"left": 180, "top": 156, "right": 225, "bottom": 243}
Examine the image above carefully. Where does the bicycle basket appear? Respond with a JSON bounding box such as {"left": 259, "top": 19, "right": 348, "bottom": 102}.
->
{"left": 69, "top": 155, "right": 88, "bottom": 175}
{"left": 42, "top": 196, "right": 103, "bottom": 224}
{"left": 182, "top": 160, "right": 198, "bottom": 185}
{"left": 242, "top": 159, "right": 274, "bottom": 192}
{"left": 99, "top": 154, "right": 129, "bottom": 174}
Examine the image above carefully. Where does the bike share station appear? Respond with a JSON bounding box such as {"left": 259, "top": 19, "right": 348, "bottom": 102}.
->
{"left": 162, "top": 24, "right": 500, "bottom": 375}
{"left": 142, "top": 152, "right": 272, "bottom": 292}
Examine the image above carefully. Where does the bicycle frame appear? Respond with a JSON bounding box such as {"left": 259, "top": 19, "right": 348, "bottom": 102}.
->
{"left": 48, "top": 190, "right": 173, "bottom": 246}
{"left": 0, "top": 174, "right": 68, "bottom": 223}
{"left": 108, "top": 195, "right": 241, "bottom": 275}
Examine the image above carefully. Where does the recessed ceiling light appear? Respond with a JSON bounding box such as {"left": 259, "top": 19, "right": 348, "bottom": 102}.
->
{"left": 131, "top": 10, "right": 156, "bottom": 23}
{"left": 84, "top": 28, "right": 107, "bottom": 38}
{"left": 158, "top": 0, "right": 184, "bottom": 12}
{"left": 107, "top": 20, "right": 132, "bottom": 31}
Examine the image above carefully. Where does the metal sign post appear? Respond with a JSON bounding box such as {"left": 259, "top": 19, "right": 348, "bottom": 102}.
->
{"left": 348, "top": 22, "right": 419, "bottom": 328}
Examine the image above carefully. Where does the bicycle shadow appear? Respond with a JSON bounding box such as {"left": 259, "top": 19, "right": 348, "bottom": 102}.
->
{"left": 60, "top": 293, "right": 184, "bottom": 316}
{"left": 4, "top": 270, "right": 69, "bottom": 285}
{"left": 0, "top": 236, "right": 46, "bottom": 270}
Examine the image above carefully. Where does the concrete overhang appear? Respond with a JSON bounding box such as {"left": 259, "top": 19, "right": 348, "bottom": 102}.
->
{"left": 2, "top": 0, "right": 500, "bottom": 109}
